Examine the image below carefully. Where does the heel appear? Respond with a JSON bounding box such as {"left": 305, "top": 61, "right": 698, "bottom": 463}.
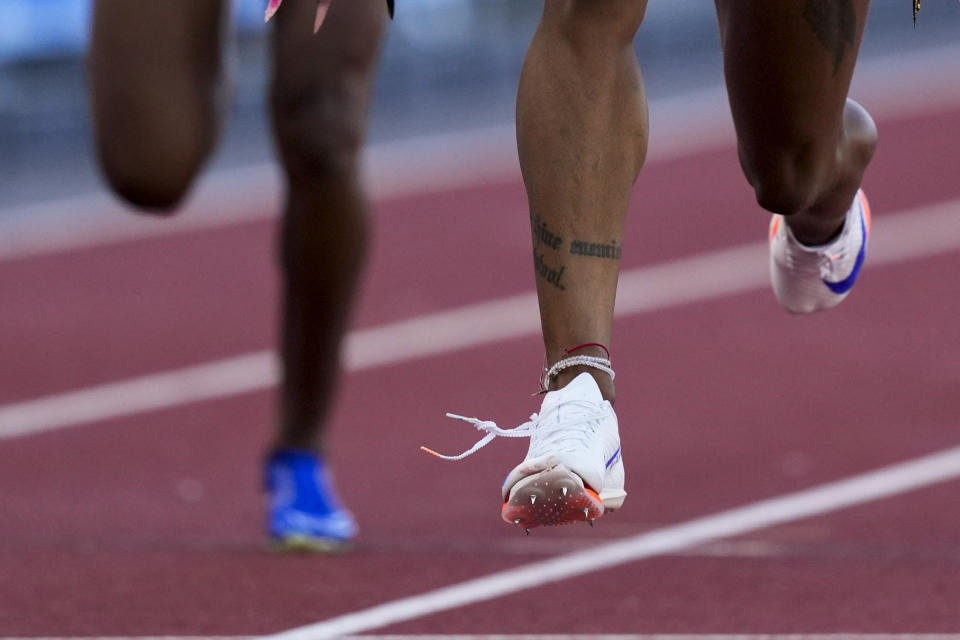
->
{"left": 599, "top": 455, "right": 626, "bottom": 510}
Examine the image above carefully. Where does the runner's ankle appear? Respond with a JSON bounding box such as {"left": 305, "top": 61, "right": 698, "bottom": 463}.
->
{"left": 550, "top": 366, "right": 616, "bottom": 404}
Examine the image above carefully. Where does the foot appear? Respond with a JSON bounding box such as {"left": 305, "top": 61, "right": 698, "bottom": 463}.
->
{"left": 264, "top": 448, "right": 357, "bottom": 552}
{"left": 500, "top": 372, "right": 626, "bottom": 529}
{"left": 769, "top": 189, "right": 871, "bottom": 314}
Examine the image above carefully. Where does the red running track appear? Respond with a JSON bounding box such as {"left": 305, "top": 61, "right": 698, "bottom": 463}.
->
{"left": 1, "top": 100, "right": 960, "bottom": 637}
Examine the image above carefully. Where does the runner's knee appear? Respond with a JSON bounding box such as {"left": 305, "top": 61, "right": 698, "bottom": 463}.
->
{"left": 96, "top": 130, "right": 212, "bottom": 212}
{"left": 273, "top": 91, "right": 365, "bottom": 184}
{"left": 273, "top": 82, "right": 374, "bottom": 279}
{"left": 543, "top": 0, "right": 648, "bottom": 45}
{"left": 740, "top": 141, "right": 833, "bottom": 215}
{"left": 740, "top": 101, "right": 876, "bottom": 216}
{"left": 271, "top": 45, "right": 380, "bottom": 184}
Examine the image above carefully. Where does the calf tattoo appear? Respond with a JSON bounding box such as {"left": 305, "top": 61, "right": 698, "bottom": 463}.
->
{"left": 531, "top": 214, "right": 563, "bottom": 250}
{"left": 531, "top": 213, "right": 566, "bottom": 290}
{"left": 570, "top": 239, "right": 622, "bottom": 260}
{"left": 533, "top": 249, "right": 566, "bottom": 290}
{"left": 802, "top": 0, "right": 856, "bottom": 74}
{"left": 529, "top": 213, "right": 621, "bottom": 291}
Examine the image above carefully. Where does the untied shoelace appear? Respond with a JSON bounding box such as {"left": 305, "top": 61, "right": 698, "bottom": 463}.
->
{"left": 420, "top": 401, "right": 606, "bottom": 461}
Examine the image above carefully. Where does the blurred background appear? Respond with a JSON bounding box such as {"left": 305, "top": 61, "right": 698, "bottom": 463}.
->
{"left": 1, "top": 0, "right": 958, "bottom": 213}
{"left": 2, "top": 3, "right": 960, "bottom": 635}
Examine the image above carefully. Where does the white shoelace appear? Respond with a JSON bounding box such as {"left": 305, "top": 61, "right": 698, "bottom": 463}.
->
{"left": 420, "top": 400, "right": 606, "bottom": 462}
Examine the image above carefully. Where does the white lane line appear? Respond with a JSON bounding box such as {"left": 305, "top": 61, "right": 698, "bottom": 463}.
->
{"left": 347, "top": 637, "right": 960, "bottom": 640}
{"left": 3, "top": 636, "right": 958, "bottom": 640}
{"left": 263, "top": 445, "right": 960, "bottom": 640}
{"left": 3, "top": 42, "right": 960, "bottom": 263}
{"left": 356, "top": 637, "right": 960, "bottom": 640}
{"left": 2, "top": 198, "right": 960, "bottom": 441}
{"left": 0, "top": 353, "right": 276, "bottom": 440}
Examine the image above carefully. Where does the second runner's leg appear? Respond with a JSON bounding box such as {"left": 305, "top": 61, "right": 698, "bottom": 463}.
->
{"left": 264, "top": 0, "right": 387, "bottom": 551}
{"left": 717, "top": 0, "right": 878, "bottom": 313}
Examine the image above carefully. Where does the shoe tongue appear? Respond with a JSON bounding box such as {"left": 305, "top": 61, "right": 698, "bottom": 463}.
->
{"left": 540, "top": 372, "right": 604, "bottom": 414}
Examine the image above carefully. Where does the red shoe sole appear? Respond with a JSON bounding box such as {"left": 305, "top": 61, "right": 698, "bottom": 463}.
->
{"left": 501, "top": 467, "right": 604, "bottom": 529}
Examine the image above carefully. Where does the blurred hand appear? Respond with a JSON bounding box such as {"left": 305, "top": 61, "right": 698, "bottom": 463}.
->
{"left": 265, "top": 0, "right": 332, "bottom": 33}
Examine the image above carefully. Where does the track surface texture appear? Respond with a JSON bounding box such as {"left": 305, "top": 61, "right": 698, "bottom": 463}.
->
{"left": 2, "top": 69, "right": 960, "bottom": 637}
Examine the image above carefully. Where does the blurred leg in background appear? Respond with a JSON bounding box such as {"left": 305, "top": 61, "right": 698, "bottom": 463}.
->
{"left": 88, "top": 0, "right": 388, "bottom": 551}
{"left": 266, "top": 0, "right": 387, "bottom": 551}
{"left": 89, "top": 0, "right": 229, "bottom": 210}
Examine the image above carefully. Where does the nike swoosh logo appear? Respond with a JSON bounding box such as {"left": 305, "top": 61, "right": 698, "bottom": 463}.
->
{"left": 823, "top": 203, "right": 867, "bottom": 295}
{"left": 605, "top": 447, "right": 621, "bottom": 469}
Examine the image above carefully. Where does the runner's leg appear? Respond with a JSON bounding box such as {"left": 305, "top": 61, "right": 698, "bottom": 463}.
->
{"left": 89, "top": 0, "right": 229, "bottom": 210}
{"left": 717, "top": 0, "right": 877, "bottom": 244}
{"left": 517, "top": 0, "right": 650, "bottom": 402}
{"left": 268, "top": 0, "right": 387, "bottom": 453}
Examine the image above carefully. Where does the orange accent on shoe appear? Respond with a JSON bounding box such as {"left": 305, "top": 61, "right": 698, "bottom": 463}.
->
{"left": 769, "top": 216, "right": 781, "bottom": 241}
{"left": 859, "top": 190, "right": 872, "bottom": 235}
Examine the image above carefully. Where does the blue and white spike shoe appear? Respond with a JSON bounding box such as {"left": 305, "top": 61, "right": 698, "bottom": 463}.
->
{"left": 769, "top": 189, "right": 871, "bottom": 314}
{"left": 265, "top": 449, "right": 357, "bottom": 552}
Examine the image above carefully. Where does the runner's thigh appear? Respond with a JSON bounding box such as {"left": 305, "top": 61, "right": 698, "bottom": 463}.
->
{"left": 89, "top": 0, "right": 229, "bottom": 207}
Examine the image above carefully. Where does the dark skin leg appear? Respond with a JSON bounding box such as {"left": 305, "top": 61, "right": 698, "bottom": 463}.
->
{"left": 91, "top": 0, "right": 386, "bottom": 456}
{"left": 88, "top": 0, "right": 229, "bottom": 210}
{"left": 269, "top": 0, "right": 387, "bottom": 454}
{"left": 716, "top": 0, "right": 878, "bottom": 245}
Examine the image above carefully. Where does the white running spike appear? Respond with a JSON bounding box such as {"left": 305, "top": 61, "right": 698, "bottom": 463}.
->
{"left": 530, "top": 495, "right": 536, "bottom": 505}
{"left": 769, "top": 189, "right": 870, "bottom": 314}
{"left": 562, "top": 486, "right": 568, "bottom": 497}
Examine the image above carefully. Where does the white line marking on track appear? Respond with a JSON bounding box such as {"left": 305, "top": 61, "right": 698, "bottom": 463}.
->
{"left": 346, "top": 637, "right": 960, "bottom": 640}
{"left": 348, "top": 636, "right": 960, "bottom": 640}
{"left": 2, "top": 634, "right": 959, "bottom": 640}
{"left": 2, "top": 198, "right": 959, "bottom": 440}
{"left": 262, "top": 446, "right": 960, "bottom": 639}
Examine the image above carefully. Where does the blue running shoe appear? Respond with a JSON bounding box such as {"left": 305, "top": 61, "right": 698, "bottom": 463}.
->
{"left": 265, "top": 449, "right": 357, "bottom": 552}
